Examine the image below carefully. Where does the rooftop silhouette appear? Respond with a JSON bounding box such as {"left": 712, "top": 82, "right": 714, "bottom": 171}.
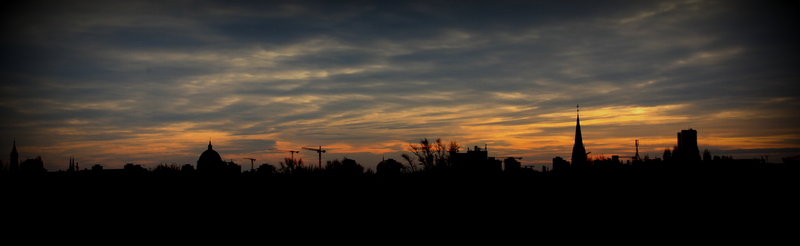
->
{"left": 2, "top": 107, "right": 795, "bottom": 235}
{"left": 2, "top": 106, "right": 796, "bottom": 185}
{"left": 0, "top": 106, "right": 800, "bottom": 187}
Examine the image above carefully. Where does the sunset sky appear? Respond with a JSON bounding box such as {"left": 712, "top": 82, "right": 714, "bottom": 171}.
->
{"left": 1, "top": 0, "right": 798, "bottom": 172}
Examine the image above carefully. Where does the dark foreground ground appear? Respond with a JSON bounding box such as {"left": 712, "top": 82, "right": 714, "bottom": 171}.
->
{"left": 6, "top": 163, "right": 796, "bottom": 207}
{"left": 3, "top": 164, "right": 796, "bottom": 243}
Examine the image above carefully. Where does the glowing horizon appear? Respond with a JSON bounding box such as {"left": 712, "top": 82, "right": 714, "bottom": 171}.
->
{"left": 1, "top": 1, "right": 798, "bottom": 171}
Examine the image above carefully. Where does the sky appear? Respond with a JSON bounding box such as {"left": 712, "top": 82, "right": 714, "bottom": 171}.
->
{"left": 1, "top": 0, "right": 798, "bottom": 172}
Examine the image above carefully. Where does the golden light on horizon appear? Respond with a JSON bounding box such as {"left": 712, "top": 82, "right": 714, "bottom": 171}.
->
{"left": 3, "top": 1, "right": 797, "bottom": 172}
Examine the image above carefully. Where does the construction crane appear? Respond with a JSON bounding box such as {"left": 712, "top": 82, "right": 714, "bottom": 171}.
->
{"left": 618, "top": 140, "right": 641, "bottom": 161}
{"left": 243, "top": 158, "right": 256, "bottom": 171}
{"left": 269, "top": 149, "right": 300, "bottom": 162}
{"left": 302, "top": 146, "right": 326, "bottom": 169}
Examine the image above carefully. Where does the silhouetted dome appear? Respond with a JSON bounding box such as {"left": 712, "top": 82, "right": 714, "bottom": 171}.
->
{"left": 376, "top": 158, "right": 403, "bottom": 175}
{"left": 199, "top": 143, "right": 222, "bottom": 163}
{"left": 197, "top": 141, "right": 225, "bottom": 172}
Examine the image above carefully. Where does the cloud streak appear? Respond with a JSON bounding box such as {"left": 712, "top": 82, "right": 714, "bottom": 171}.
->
{"left": 1, "top": 0, "right": 798, "bottom": 171}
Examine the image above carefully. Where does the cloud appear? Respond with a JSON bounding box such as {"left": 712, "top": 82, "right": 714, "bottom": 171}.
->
{"left": 1, "top": 0, "right": 798, "bottom": 171}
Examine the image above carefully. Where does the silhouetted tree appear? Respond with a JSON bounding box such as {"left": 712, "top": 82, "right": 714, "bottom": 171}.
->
{"left": 257, "top": 163, "right": 277, "bottom": 174}
{"left": 400, "top": 153, "right": 419, "bottom": 173}
{"left": 152, "top": 163, "right": 181, "bottom": 174}
{"left": 663, "top": 148, "right": 672, "bottom": 162}
{"left": 181, "top": 164, "right": 195, "bottom": 173}
{"left": 376, "top": 158, "right": 404, "bottom": 175}
{"left": 448, "top": 141, "right": 460, "bottom": 153}
{"left": 325, "top": 157, "right": 364, "bottom": 175}
{"left": 124, "top": 163, "right": 147, "bottom": 174}
{"left": 407, "top": 138, "right": 457, "bottom": 171}
{"left": 279, "top": 157, "right": 304, "bottom": 174}
{"left": 19, "top": 156, "right": 45, "bottom": 173}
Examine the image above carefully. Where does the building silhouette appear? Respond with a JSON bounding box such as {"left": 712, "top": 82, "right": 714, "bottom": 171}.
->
{"left": 571, "top": 105, "right": 588, "bottom": 168}
{"left": 19, "top": 156, "right": 45, "bottom": 173}
{"left": 197, "top": 141, "right": 225, "bottom": 173}
{"left": 503, "top": 157, "right": 521, "bottom": 173}
{"left": 196, "top": 141, "right": 240, "bottom": 174}
{"left": 68, "top": 156, "right": 77, "bottom": 172}
{"left": 450, "top": 145, "right": 502, "bottom": 174}
{"left": 676, "top": 129, "right": 701, "bottom": 162}
{"left": 552, "top": 156, "right": 569, "bottom": 171}
{"left": 9, "top": 139, "right": 18, "bottom": 172}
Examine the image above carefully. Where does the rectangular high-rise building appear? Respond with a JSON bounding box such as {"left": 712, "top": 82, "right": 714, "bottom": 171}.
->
{"left": 677, "top": 129, "right": 700, "bottom": 162}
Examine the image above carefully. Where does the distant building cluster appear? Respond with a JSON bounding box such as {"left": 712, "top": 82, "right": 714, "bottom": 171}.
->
{"left": 1, "top": 106, "right": 794, "bottom": 177}
{"left": 551, "top": 106, "right": 772, "bottom": 171}
{"left": 0, "top": 139, "right": 46, "bottom": 173}
{"left": 449, "top": 145, "right": 524, "bottom": 174}
{"left": 554, "top": 127, "right": 707, "bottom": 171}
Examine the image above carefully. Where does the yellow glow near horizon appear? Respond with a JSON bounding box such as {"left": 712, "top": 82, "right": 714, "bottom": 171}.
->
{"left": 21, "top": 100, "right": 799, "bottom": 170}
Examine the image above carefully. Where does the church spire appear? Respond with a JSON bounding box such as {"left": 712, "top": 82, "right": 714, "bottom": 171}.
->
{"left": 208, "top": 139, "right": 213, "bottom": 150}
{"left": 571, "top": 105, "right": 587, "bottom": 167}
{"left": 10, "top": 138, "right": 19, "bottom": 171}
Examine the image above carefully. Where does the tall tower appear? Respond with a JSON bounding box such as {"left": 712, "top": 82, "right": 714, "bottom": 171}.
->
{"left": 9, "top": 139, "right": 18, "bottom": 171}
{"left": 571, "top": 105, "right": 587, "bottom": 167}
{"left": 677, "top": 129, "right": 700, "bottom": 162}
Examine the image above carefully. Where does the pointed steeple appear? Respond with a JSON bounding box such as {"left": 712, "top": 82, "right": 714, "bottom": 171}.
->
{"left": 208, "top": 139, "right": 213, "bottom": 150}
{"left": 571, "top": 105, "right": 587, "bottom": 167}
{"left": 10, "top": 138, "right": 19, "bottom": 171}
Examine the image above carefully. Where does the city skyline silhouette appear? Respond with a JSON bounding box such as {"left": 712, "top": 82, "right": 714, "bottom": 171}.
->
{"left": 3, "top": 102, "right": 798, "bottom": 173}
{"left": 1, "top": 1, "right": 798, "bottom": 175}
{"left": 2, "top": 105, "right": 795, "bottom": 176}
{"left": 3, "top": 3, "right": 797, "bottom": 243}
